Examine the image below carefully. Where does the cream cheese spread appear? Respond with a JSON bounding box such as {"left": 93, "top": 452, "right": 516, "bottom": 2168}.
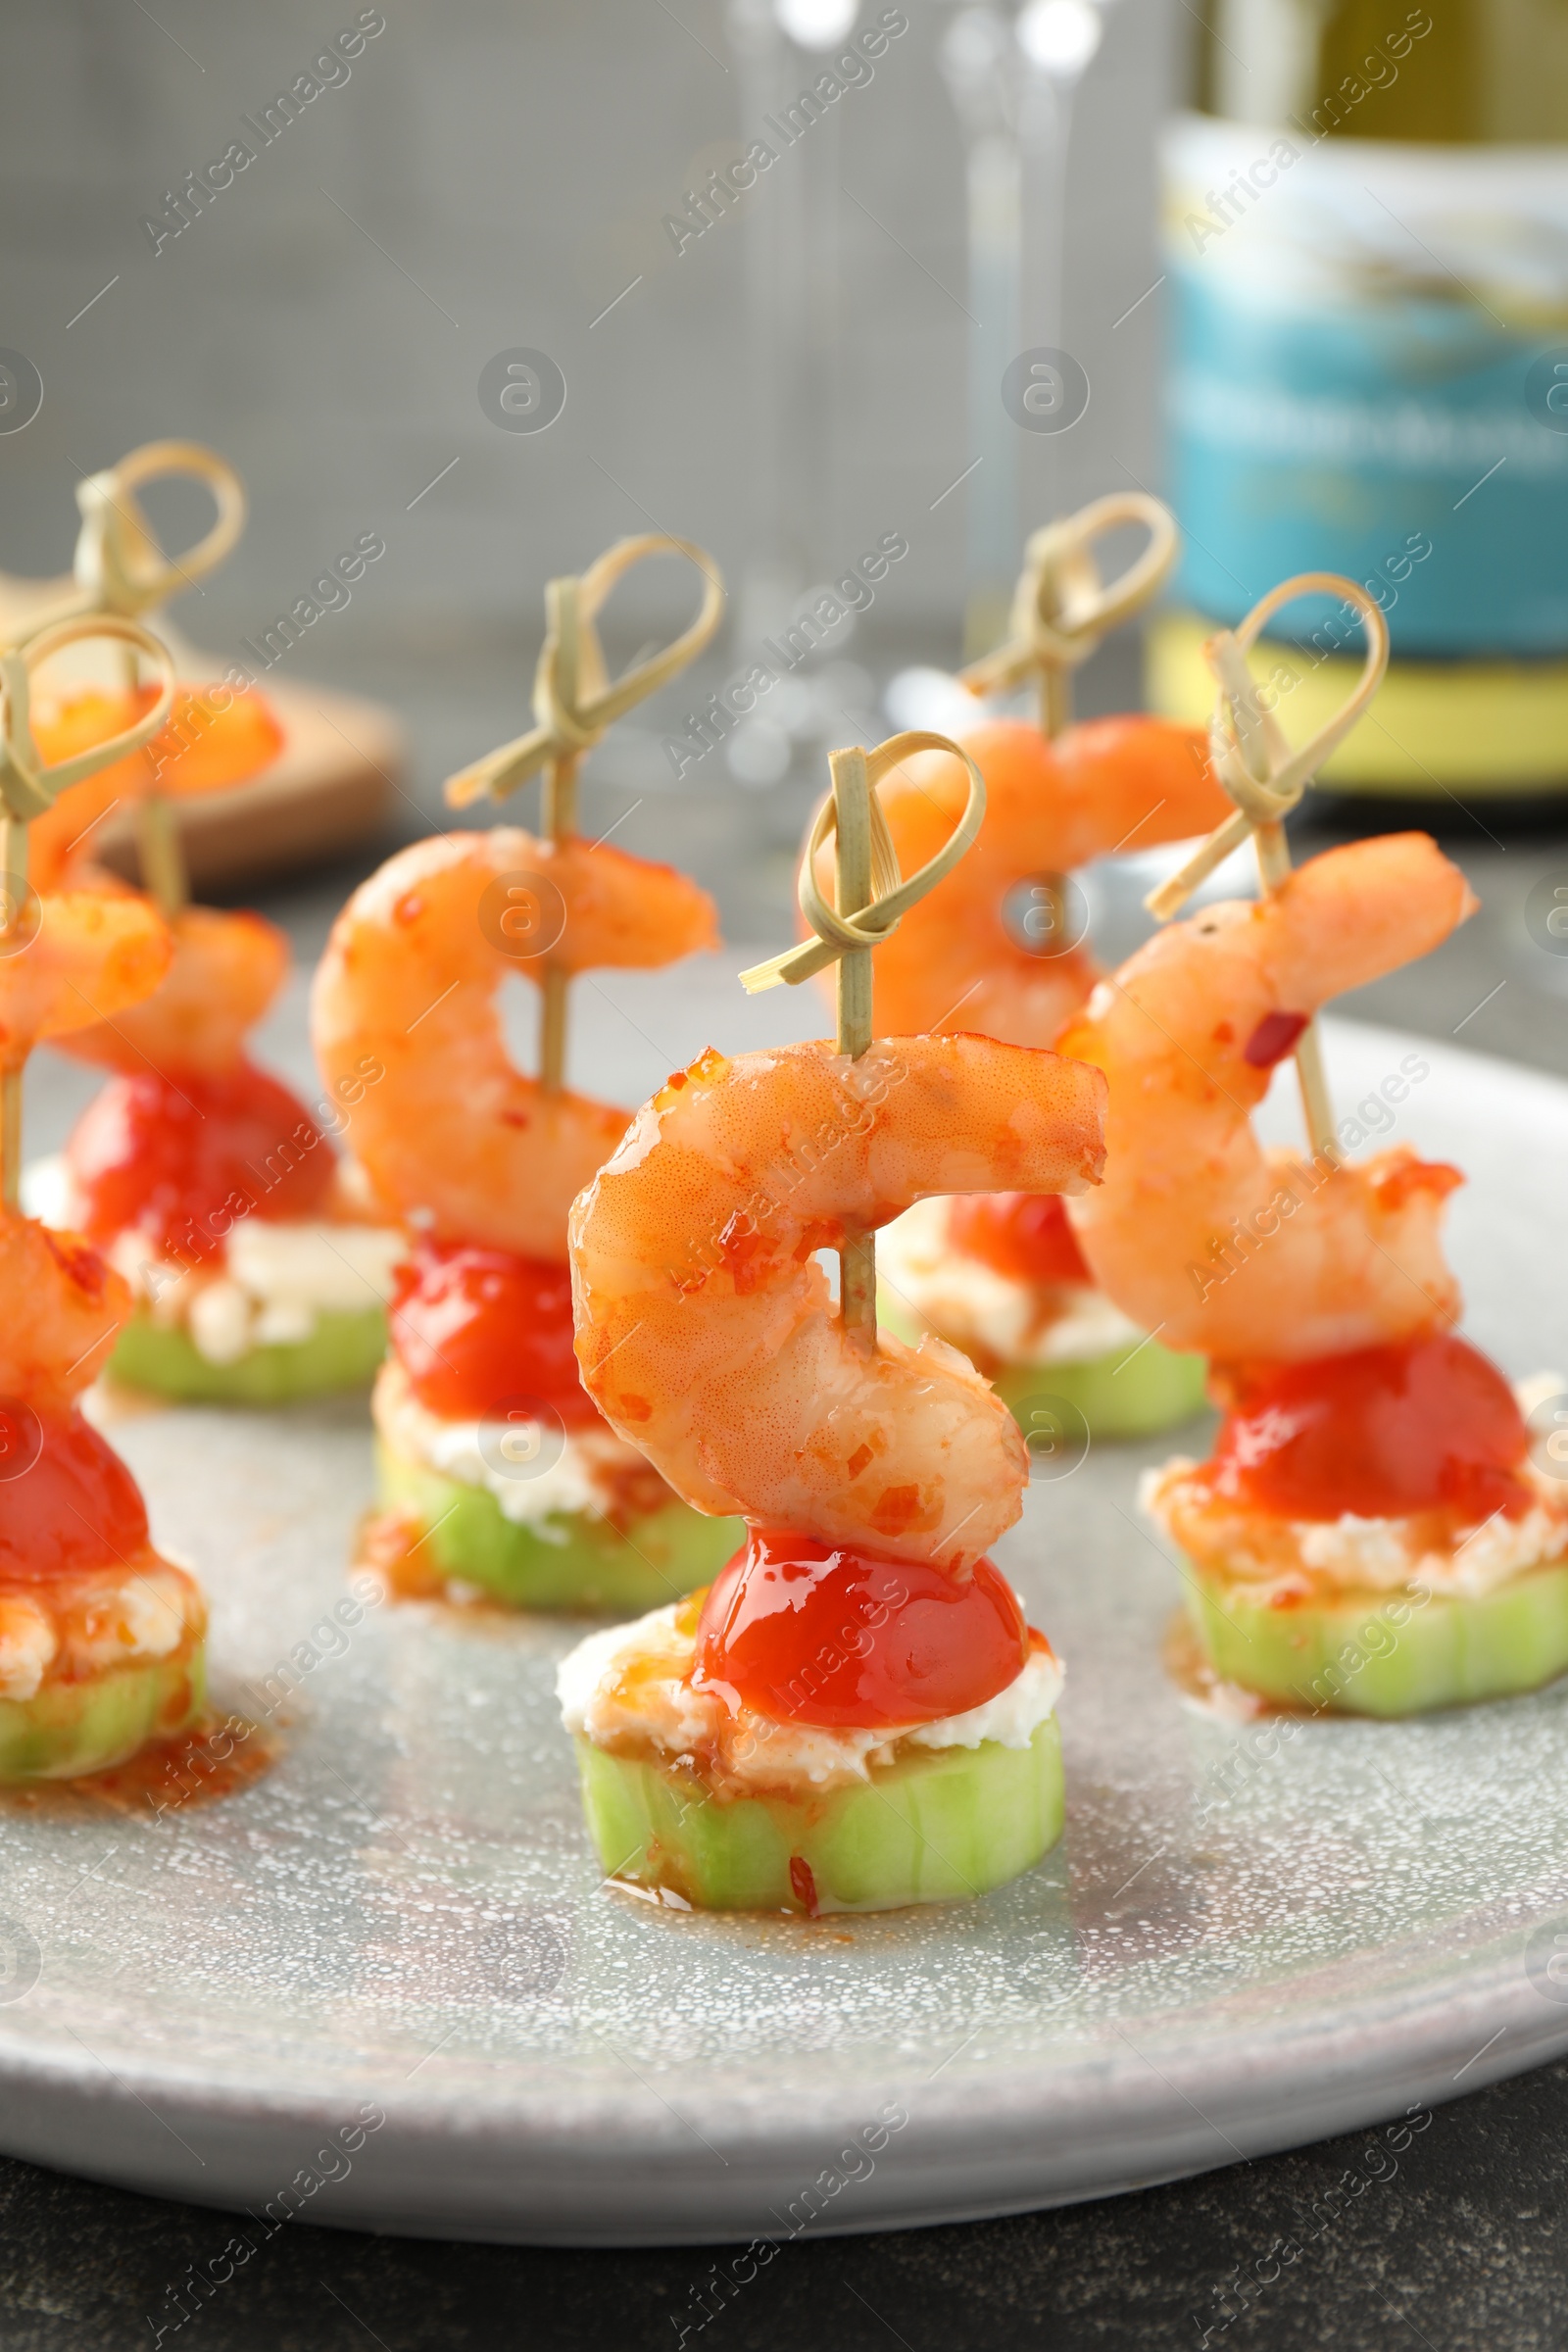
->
{"left": 1143, "top": 1455, "right": 1568, "bottom": 1604}
{"left": 878, "top": 1197, "right": 1144, "bottom": 1367}
{"left": 558, "top": 1597, "right": 1063, "bottom": 1796}
{"left": 24, "top": 1153, "right": 402, "bottom": 1366}
{"left": 374, "top": 1358, "right": 661, "bottom": 1535}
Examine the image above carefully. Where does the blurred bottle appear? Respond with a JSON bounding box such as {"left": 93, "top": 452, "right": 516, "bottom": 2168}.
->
{"left": 1153, "top": 1, "right": 1568, "bottom": 805}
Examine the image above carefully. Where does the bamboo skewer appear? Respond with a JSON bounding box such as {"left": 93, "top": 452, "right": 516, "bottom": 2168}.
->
{"left": 958, "top": 491, "right": 1178, "bottom": 738}
{"left": 742, "top": 729, "right": 989, "bottom": 1351}
{"left": 21, "top": 441, "right": 249, "bottom": 921}
{"left": 0, "top": 616, "right": 176, "bottom": 1210}
{"left": 1143, "top": 572, "right": 1391, "bottom": 1162}
{"left": 444, "top": 533, "right": 725, "bottom": 1099}
{"left": 0, "top": 810, "right": 25, "bottom": 1211}
{"left": 829, "top": 746, "right": 877, "bottom": 1344}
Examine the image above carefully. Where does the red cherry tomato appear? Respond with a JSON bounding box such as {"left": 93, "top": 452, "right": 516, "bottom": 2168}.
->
{"left": 1212, "top": 1333, "right": 1531, "bottom": 1523}
{"left": 0, "top": 1407, "right": 149, "bottom": 1580}
{"left": 66, "top": 1063, "right": 333, "bottom": 1262}
{"left": 946, "top": 1192, "right": 1091, "bottom": 1287}
{"left": 391, "top": 1240, "right": 598, "bottom": 1425}
{"left": 693, "top": 1527, "right": 1029, "bottom": 1728}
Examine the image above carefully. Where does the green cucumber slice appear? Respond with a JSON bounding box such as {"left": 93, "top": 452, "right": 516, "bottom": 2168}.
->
{"left": 0, "top": 1646, "right": 206, "bottom": 1781}
{"left": 575, "top": 1717, "right": 1064, "bottom": 1913}
{"left": 990, "top": 1348, "right": 1208, "bottom": 1443}
{"left": 377, "top": 1443, "right": 743, "bottom": 1614}
{"left": 876, "top": 1281, "right": 1206, "bottom": 1441}
{"left": 1185, "top": 1557, "right": 1568, "bottom": 1717}
{"left": 110, "top": 1305, "right": 387, "bottom": 1404}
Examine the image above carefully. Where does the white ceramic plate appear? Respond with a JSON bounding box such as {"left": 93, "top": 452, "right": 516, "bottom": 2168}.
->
{"left": 5, "top": 1011, "right": 1568, "bottom": 2247}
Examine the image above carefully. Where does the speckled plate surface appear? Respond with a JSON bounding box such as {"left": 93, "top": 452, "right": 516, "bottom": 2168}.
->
{"left": 5, "top": 1013, "right": 1568, "bottom": 2247}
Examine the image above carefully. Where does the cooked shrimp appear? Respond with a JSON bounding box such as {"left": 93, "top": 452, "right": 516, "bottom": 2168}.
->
{"left": 28, "top": 685, "right": 282, "bottom": 892}
{"left": 0, "top": 1208, "right": 134, "bottom": 1415}
{"left": 1056, "top": 834, "right": 1476, "bottom": 1369}
{"left": 312, "top": 828, "right": 719, "bottom": 1256}
{"left": 0, "top": 888, "right": 169, "bottom": 1402}
{"left": 823, "top": 717, "right": 1231, "bottom": 1046}
{"left": 569, "top": 1033, "right": 1106, "bottom": 1570}
{"left": 59, "top": 905, "right": 288, "bottom": 1077}
{"left": 0, "top": 891, "right": 172, "bottom": 1073}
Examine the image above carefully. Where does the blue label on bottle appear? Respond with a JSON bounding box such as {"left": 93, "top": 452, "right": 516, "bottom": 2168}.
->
{"left": 1163, "top": 117, "right": 1568, "bottom": 657}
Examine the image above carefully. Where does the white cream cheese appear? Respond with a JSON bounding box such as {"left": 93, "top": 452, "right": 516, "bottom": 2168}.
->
{"left": 374, "top": 1358, "right": 660, "bottom": 1535}
{"left": 558, "top": 1596, "right": 1063, "bottom": 1796}
{"left": 878, "top": 1197, "right": 1143, "bottom": 1367}
{"left": 0, "top": 1596, "right": 57, "bottom": 1701}
{"left": 1143, "top": 1455, "right": 1568, "bottom": 1604}
{"left": 65, "top": 1564, "right": 197, "bottom": 1673}
{"left": 0, "top": 1565, "right": 205, "bottom": 1695}
{"left": 24, "top": 1153, "right": 402, "bottom": 1366}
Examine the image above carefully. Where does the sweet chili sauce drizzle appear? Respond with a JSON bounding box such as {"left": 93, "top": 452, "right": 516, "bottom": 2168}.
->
{"left": 693, "top": 1527, "right": 1030, "bottom": 1729}
{"left": 0, "top": 1408, "right": 150, "bottom": 1578}
{"left": 77, "top": 1713, "right": 279, "bottom": 1816}
{"left": 947, "top": 1192, "right": 1092, "bottom": 1288}
{"left": 0, "top": 1715, "right": 280, "bottom": 1819}
{"left": 0, "top": 1420, "right": 279, "bottom": 1817}
{"left": 390, "top": 1238, "right": 599, "bottom": 1425}
{"left": 66, "top": 1063, "right": 333, "bottom": 1261}
{"left": 1209, "top": 1332, "right": 1534, "bottom": 1524}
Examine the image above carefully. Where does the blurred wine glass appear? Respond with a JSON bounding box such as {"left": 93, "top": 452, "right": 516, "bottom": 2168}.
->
{"left": 939, "top": 0, "right": 1106, "bottom": 657}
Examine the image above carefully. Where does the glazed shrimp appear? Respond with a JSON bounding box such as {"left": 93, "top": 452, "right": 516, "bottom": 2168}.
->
{"left": 312, "top": 827, "right": 719, "bottom": 1255}
{"left": 25, "top": 685, "right": 282, "bottom": 893}
{"left": 0, "top": 1207, "right": 136, "bottom": 1416}
{"left": 1057, "top": 833, "right": 1475, "bottom": 1369}
{"left": 58, "top": 904, "right": 288, "bottom": 1077}
{"left": 0, "top": 891, "right": 172, "bottom": 1078}
{"left": 570, "top": 1033, "right": 1106, "bottom": 1570}
{"left": 0, "top": 901, "right": 206, "bottom": 1745}
{"left": 824, "top": 717, "right": 1232, "bottom": 1046}
{"left": 0, "top": 889, "right": 170, "bottom": 1405}
{"left": 25, "top": 676, "right": 288, "bottom": 1070}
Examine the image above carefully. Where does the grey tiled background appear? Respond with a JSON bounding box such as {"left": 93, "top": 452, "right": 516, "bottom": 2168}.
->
{"left": 2, "top": 0, "right": 1169, "bottom": 650}
{"left": 1, "top": 0, "right": 1173, "bottom": 935}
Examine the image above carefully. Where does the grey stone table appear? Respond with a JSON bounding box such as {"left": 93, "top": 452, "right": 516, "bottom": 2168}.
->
{"left": 6, "top": 651, "right": 1568, "bottom": 2346}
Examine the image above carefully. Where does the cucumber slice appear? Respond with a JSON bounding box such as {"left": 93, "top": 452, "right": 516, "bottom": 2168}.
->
{"left": 0, "top": 1646, "right": 206, "bottom": 1781}
{"left": 1185, "top": 1557, "right": 1568, "bottom": 1717}
{"left": 376, "top": 1443, "right": 743, "bottom": 1614}
{"left": 110, "top": 1305, "right": 387, "bottom": 1404}
{"left": 575, "top": 1717, "right": 1064, "bottom": 1913}
{"left": 991, "top": 1348, "right": 1208, "bottom": 1443}
{"left": 876, "top": 1282, "right": 1206, "bottom": 1441}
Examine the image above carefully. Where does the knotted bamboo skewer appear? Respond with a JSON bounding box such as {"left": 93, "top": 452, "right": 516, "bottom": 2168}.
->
{"left": 743, "top": 729, "right": 987, "bottom": 1348}
{"left": 445, "top": 533, "right": 724, "bottom": 1095}
{"left": 1144, "top": 572, "right": 1391, "bottom": 1161}
{"left": 0, "top": 615, "right": 176, "bottom": 1207}
{"left": 11, "top": 440, "right": 248, "bottom": 917}
{"left": 959, "top": 491, "right": 1178, "bottom": 736}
